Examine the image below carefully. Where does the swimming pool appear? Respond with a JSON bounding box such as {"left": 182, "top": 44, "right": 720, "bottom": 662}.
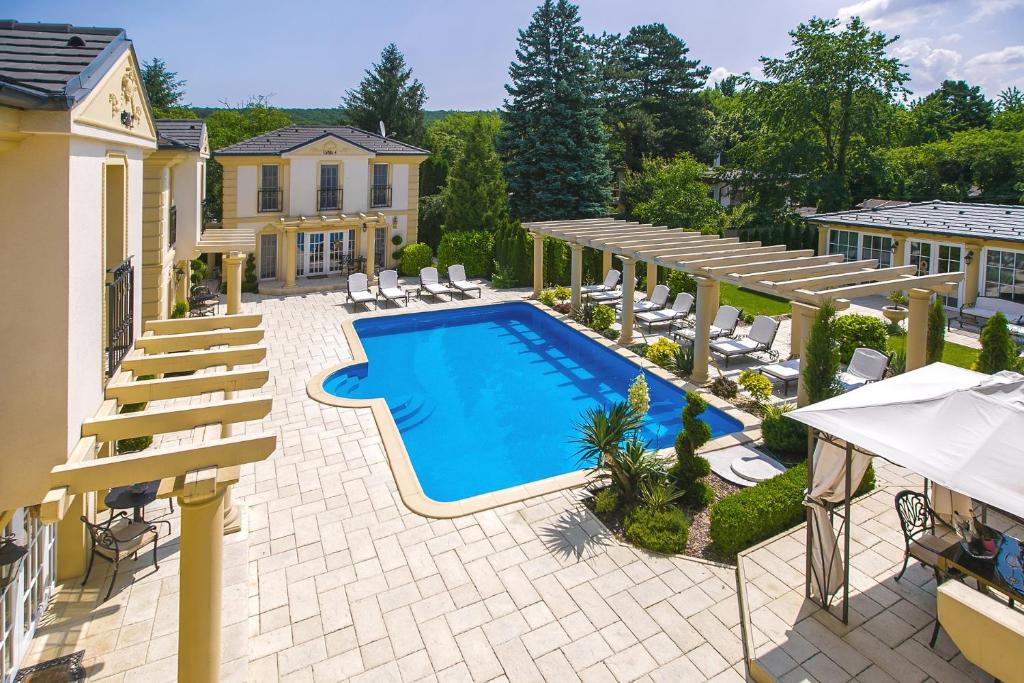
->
{"left": 321, "top": 302, "right": 743, "bottom": 503}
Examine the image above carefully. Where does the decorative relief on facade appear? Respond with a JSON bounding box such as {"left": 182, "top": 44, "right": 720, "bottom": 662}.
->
{"left": 322, "top": 140, "right": 338, "bottom": 155}
{"left": 106, "top": 65, "right": 144, "bottom": 129}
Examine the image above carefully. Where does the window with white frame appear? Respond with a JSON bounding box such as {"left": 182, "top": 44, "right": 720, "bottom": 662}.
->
{"left": 983, "top": 248, "right": 1024, "bottom": 304}
{"left": 860, "top": 233, "right": 893, "bottom": 268}
{"left": 827, "top": 229, "right": 859, "bottom": 262}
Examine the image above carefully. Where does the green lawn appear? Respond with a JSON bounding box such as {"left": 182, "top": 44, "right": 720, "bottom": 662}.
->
{"left": 886, "top": 335, "right": 980, "bottom": 369}
{"left": 719, "top": 283, "right": 791, "bottom": 317}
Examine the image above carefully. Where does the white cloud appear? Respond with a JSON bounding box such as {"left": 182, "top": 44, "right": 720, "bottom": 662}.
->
{"left": 969, "top": 0, "right": 1024, "bottom": 20}
{"left": 837, "top": 0, "right": 952, "bottom": 30}
{"left": 709, "top": 66, "right": 734, "bottom": 84}
{"left": 960, "top": 45, "right": 1024, "bottom": 93}
{"left": 893, "top": 37, "right": 963, "bottom": 93}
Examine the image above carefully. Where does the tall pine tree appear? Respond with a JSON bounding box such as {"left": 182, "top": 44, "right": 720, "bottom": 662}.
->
{"left": 444, "top": 117, "right": 510, "bottom": 232}
{"left": 498, "top": 0, "right": 612, "bottom": 221}
{"left": 341, "top": 44, "right": 426, "bottom": 144}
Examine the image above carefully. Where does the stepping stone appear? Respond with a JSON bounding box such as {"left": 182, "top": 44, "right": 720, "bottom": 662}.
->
{"left": 705, "top": 444, "right": 785, "bottom": 488}
{"left": 730, "top": 453, "right": 786, "bottom": 483}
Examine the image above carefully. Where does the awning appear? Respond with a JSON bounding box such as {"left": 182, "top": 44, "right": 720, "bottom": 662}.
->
{"left": 790, "top": 363, "right": 1024, "bottom": 519}
{"left": 195, "top": 227, "right": 257, "bottom": 254}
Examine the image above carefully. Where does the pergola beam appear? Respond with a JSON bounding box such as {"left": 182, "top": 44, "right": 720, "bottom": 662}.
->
{"left": 122, "top": 345, "right": 267, "bottom": 375}
{"left": 633, "top": 239, "right": 746, "bottom": 261}
{"left": 771, "top": 265, "right": 917, "bottom": 292}
{"left": 81, "top": 396, "right": 273, "bottom": 441}
{"left": 49, "top": 433, "right": 277, "bottom": 495}
{"left": 737, "top": 258, "right": 876, "bottom": 284}
{"left": 666, "top": 245, "right": 790, "bottom": 269}
{"left": 105, "top": 368, "right": 271, "bottom": 405}
{"left": 136, "top": 328, "right": 265, "bottom": 354}
{"left": 798, "top": 272, "right": 964, "bottom": 302}
{"left": 144, "top": 313, "right": 263, "bottom": 335}
{"left": 704, "top": 254, "right": 843, "bottom": 276}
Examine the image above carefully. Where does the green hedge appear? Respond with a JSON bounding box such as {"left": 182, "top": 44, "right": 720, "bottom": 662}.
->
{"left": 833, "top": 314, "right": 888, "bottom": 364}
{"left": 709, "top": 462, "right": 876, "bottom": 557}
{"left": 624, "top": 505, "right": 690, "bottom": 554}
{"left": 761, "top": 409, "right": 808, "bottom": 461}
{"left": 437, "top": 230, "right": 495, "bottom": 279}
{"left": 399, "top": 243, "right": 433, "bottom": 277}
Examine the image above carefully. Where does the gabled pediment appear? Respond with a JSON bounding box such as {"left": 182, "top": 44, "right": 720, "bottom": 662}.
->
{"left": 72, "top": 48, "right": 156, "bottom": 144}
{"left": 282, "top": 133, "right": 374, "bottom": 158}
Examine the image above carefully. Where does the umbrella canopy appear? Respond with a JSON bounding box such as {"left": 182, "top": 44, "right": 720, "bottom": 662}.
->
{"left": 789, "top": 363, "right": 1024, "bottom": 519}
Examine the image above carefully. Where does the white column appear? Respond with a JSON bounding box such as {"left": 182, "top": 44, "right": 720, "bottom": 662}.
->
{"left": 691, "top": 277, "right": 720, "bottom": 385}
{"left": 907, "top": 288, "right": 930, "bottom": 371}
{"left": 533, "top": 233, "right": 544, "bottom": 298}
{"left": 570, "top": 243, "right": 584, "bottom": 310}
{"left": 791, "top": 302, "right": 819, "bottom": 407}
{"left": 647, "top": 262, "right": 658, "bottom": 299}
{"left": 619, "top": 258, "right": 636, "bottom": 346}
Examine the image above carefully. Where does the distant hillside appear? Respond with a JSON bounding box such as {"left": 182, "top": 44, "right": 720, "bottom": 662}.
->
{"left": 191, "top": 107, "right": 496, "bottom": 128}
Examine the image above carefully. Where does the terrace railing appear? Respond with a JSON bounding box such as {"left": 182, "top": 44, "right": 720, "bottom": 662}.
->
{"left": 168, "top": 204, "right": 177, "bottom": 247}
{"left": 370, "top": 184, "right": 392, "bottom": 208}
{"left": 258, "top": 188, "right": 282, "bottom": 213}
{"left": 318, "top": 187, "right": 342, "bottom": 211}
{"left": 106, "top": 257, "right": 134, "bottom": 376}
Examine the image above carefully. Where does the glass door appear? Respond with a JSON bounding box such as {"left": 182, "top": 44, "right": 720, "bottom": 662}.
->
{"left": 936, "top": 245, "right": 962, "bottom": 308}
{"left": 308, "top": 233, "right": 325, "bottom": 275}
{"left": 374, "top": 227, "right": 387, "bottom": 272}
{"left": 1, "top": 511, "right": 55, "bottom": 683}
{"left": 908, "top": 240, "right": 932, "bottom": 276}
{"left": 860, "top": 234, "right": 893, "bottom": 268}
{"left": 906, "top": 240, "right": 962, "bottom": 307}
{"left": 259, "top": 234, "right": 277, "bottom": 280}
{"left": 329, "top": 232, "right": 346, "bottom": 273}
{"left": 295, "top": 232, "right": 306, "bottom": 277}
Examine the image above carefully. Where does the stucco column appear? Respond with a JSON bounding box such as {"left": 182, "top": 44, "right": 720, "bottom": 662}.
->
{"left": 691, "top": 277, "right": 720, "bottom": 385}
{"left": 177, "top": 484, "right": 226, "bottom": 683}
{"left": 175, "top": 259, "right": 190, "bottom": 307}
{"left": 619, "top": 257, "right": 637, "bottom": 346}
{"left": 602, "top": 250, "right": 613, "bottom": 276}
{"left": 570, "top": 243, "right": 584, "bottom": 310}
{"left": 963, "top": 245, "right": 981, "bottom": 306}
{"left": 533, "top": 233, "right": 544, "bottom": 297}
{"left": 791, "top": 302, "right": 819, "bottom": 406}
{"left": 283, "top": 227, "right": 297, "bottom": 289}
{"left": 364, "top": 225, "right": 376, "bottom": 281}
{"left": 55, "top": 493, "right": 89, "bottom": 581}
{"left": 220, "top": 367, "right": 240, "bottom": 535}
{"left": 647, "top": 262, "right": 658, "bottom": 298}
{"left": 223, "top": 252, "right": 244, "bottom": 315}
{"left": 906, "top": 288, "right": 931, "bottom": 371}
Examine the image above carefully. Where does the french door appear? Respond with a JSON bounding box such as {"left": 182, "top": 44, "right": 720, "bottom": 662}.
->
{"left": 259, "top": 234, "right": 277, "bottom": 280}
{"left": 1, "top": 511, "right": 55, "bottom": 683}
{"left": 374, "top": 227, "right": 387, "bottom": 271}
{"left": 308, "top": 233, "right": 325, "bottom": 275}
{"left": 296, "top": 231, "right": 355, "bottom": 276}
{"left": 906, "top": 240, "right": 963, "bottom": 307}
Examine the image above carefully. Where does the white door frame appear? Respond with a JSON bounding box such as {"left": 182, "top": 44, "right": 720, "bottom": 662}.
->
{"left": 904, "top": 238, "right": 965, "bottom": 308}
{"left": 1, "top": 510, "right": 55, "bottom": 683}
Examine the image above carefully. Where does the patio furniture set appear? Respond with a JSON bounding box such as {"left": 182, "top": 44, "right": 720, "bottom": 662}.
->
{"left": 949, "top": 295, "right": 1024, "bottom": 342}
{"left": 346, "top": 264, "right": 482, "bottom": 310}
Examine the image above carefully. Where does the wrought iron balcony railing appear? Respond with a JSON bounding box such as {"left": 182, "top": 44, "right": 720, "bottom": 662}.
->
{"left": 106, "top": 257, "right": 134, "bottom": 376}
{"left": 258, "top": 188, "right": 282, "bottom": 213}
{"left": 317, "top": 187, "right": 343, "bottom": 211}
{"left": 370, "top": 184, "right": 392, "bottom": 208}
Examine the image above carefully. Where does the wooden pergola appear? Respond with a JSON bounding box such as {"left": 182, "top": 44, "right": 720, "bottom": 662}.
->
{"left": 525, "top": 219, "right": 964, "bottom": 402}
{"left": 39, "top": 313, "right": 274, "bottom": 683}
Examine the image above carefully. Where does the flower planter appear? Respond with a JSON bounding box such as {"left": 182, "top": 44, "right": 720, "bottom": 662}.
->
{"left": 882, "top": 305, "right": 908, "bottom": 324}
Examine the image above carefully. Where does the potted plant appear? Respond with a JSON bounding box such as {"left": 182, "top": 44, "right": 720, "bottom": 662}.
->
{"left": 882, "top": 290, "right": 909, "bottom": 324}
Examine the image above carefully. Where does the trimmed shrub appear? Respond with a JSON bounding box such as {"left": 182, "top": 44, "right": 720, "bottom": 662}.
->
{"left": 437, "top": 230, "right": 494, "bottom": 279}
{"left": 594, "top": 488, "right": 619, "bottom": 515}
{"left": 977, "top": 312, "right": 1017, "bottom": 373}
{"left": 804, "top": 303, "right": 840, "bottom": 404}
{"left": 926, "top": 297, "right": 946, "bottom": 364}
{"left": 671, "top": 343, "right": 694, "bottom": 377}
{"left": 591, "top": 305, "right": 615, "bottom": 333}
{"left": 737, "top": 369, "right": 772, "bottom": 404}
{"left": 494, "top": 220, "right": 532, "bottom": 286}
{"left": 645, "top": 338, "right": 680, "bottom": 369}
{"left": 553, "top": 286, "right": 571, "bottom": 302}
{"left": 242, "top": 253, "right": 259, "bottom": 293}
{"left": 171, "top": 301, "right": 189, "bottom": 319}
{"left": 400, "top": 243, "right": 433, "bottom": 277}
{"left": 538, "top": 289, "right": 558, "bottom": 307}
{"left": 666, "top": 270, "right": 697, "bottom": 298}
{"left": 710, "top": 376, "right": 738, "bottom": 399}
{"left": 190, "top": 257, "right": 207, "bottom": 286}
{"left": 623, "top": 505, "right": 690, "bottom": 554}
{"left": 391, "top": 233, "right": 403, "bottom": 246}
{"left": 833, "top": 314, "right": 888, "bottom": 364}
{"left": 761, "top": 405, "right": 808, "bottom": 461}
{"left": 671, "top": 391, "right": 713, "bottom": 508}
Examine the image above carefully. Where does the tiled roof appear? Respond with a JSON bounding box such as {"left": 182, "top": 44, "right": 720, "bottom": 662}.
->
{"left": 808, "top": 200, "right": 1024, "bottom": 244}
{"left": 0, "top": 20, "right": 124, "bottom": 108}
{"left": 214, "top": 126, "right": 429, "bottom": 157}
{"left": 155, "top": 119, "right": 205, "bottom": 150}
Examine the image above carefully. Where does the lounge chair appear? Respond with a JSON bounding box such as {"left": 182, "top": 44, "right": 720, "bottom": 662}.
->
{"left": 620, "top": 284, "right": 669, "bottom": 314}
{"left": 758, "top": 358, "right": 801, "bottom": 395}
{"left": 582, "top": 269, "right": 621, "bottom": 296}
{"left": 710, "top": 315, "right": 781, "bottom": 367}
{"left": 447, "top": 264, "right": 481, "bottom": 298}
{"left": 673, "top": 305, "right": 741, "bottom": 344}
{"left": 419, "top": 267, "right": 455, "bottom": 301}
{"left": 346, "top": 273, "right": 375, "bottom": 310}
{"left": 588, "top": 277, "right": 639, "bottom": 304}
{"left": 376, "top": 270, "right": 408, "bottom": 308}
{"left": 838, "top": 347, "right": 889, "bottom": 392}
{"left": 636, "top": 292, "right": 694, "bottom": 333}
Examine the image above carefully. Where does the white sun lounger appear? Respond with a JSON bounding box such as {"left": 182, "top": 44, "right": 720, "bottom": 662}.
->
{"left": 588, "top": 277, "right": 638, "bottom": 304}
{"left": 838, "top": 347, "right": 889, "bottom": 392}
{"left": 710, "top": 315, "right": 781, "bottom": 366}
{"left": 673, "top": 305, "right": 741, "bottom": 344}
{"left": 758, "top": 358, "right": 801, "bottom": 395}
{"left": 636, "top": 292, "right": 694, "bottom": 332}
{"left": 448, "top": 264, "right": 481, "bottom": 298}
{"left": 376, "top": 270, "right": 408, "bottom": 308}
{"left": 346, "top": 273, "right": 375, "bottom": 310}
{"left": 582, "top": 269, "right": 621, "bottom": 296}
{"left": 619, "top": 284, "right": 669, "bottom": 314}
{"left": 419, "top": 267, "right": 455, "bottom": 301}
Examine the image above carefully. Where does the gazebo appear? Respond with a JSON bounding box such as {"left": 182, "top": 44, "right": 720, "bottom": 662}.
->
{"left": 523, "top": 218, "right": 965, "bottom": 402}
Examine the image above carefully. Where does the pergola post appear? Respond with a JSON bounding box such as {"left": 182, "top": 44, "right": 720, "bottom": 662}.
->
{"left": 55, "top": 493, "right": 88, "bottom": 581}
{"left": 906, "top": 288, "right": 931, "bottom": 371}
{"left": 791, "top": 302, "right": 820, "bottom": 406}
{"left": 619, "top": 257, "right": 636, "bottom": 346}
{"left": 533, "top": 233, "right": 544, "bottom": 297}
{"left": 647, "top": 262, "right": 657, "bottom": 298}
{"left": 283, "top": 227, "right": 297, "bottom": 289}
{"left": 178, "top": 476, "right": 226, "bottom": 683}
{"left": 175, "top": 259, "right": 190, "bottom": 307}
{"left": 223, "top": 252, "right": 244, "bottom": 315}
{"left": 602, "top": 250, "right": 612, "bottom": 276}
{"left": 691, "top": 277, "right": 720, "bottom": 385}
{"left": 570, "top": 243, "right": 584, "bottom": 310}
{"left": 364, "top": 224, "right": 376, "bottom": 281}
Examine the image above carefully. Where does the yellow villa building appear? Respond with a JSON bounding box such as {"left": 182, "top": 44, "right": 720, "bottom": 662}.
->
{"left": 808, "top": 200, "right": 1024, "bottom": 312}
{"left": 214, "top": 126, "right": 429, "bottom": 291}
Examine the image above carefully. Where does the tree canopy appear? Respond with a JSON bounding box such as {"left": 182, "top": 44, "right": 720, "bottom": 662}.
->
{"left": 622, "top": 155, "right": 723, "bottom": 233}
{"left": 341, "top": 44, "right": 427, "bottom": 145}
{"left": 443, "top": 116, "right": 510, "bottom": 232}
{"left": 905, "top": 80, "right": 993, "bottom": 144}
{"left": 141, "top": 57, "right": 193, "bottom": 119}
{"left": 498, "top": 0, "right": 612, "bottom": 221}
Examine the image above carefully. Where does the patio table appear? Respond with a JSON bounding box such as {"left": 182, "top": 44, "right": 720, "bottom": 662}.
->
{"left": 105, "top": 481, "right": 159, "bottom": 523}
{"left": 938, "top": 532, "right": 1024, "bottom": 603}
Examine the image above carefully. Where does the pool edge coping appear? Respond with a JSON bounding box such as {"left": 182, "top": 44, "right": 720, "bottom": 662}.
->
{"left": 306, "top": 296, "right": 761, "bottom": 519}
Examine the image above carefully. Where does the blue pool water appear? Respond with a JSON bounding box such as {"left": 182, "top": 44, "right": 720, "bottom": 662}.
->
{"left": 323, "top": 303, "right": 743, "bottom": 502}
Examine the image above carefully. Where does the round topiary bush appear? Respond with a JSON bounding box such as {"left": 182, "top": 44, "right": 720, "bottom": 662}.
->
{"left": 645, "top": 338, "right": 680, "bottom": 369}
{"left": 594, "top": 488, "right": 619, "bottom": 515}
{"left": 624, "top": 505, "right": 690, "bottom": 554}
{"left": 761, "top": 406, "right": 808, "bottom": 461}
{"left": 399, "top": 243, "right": 433, "bottom": 277}
{"left": 590, "top": 305, "right": 616, "bottom": 333}
{"left": 833, "top": 314, "right": 888, "bottom": 364}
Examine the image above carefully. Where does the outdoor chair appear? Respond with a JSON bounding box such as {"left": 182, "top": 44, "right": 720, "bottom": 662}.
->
{"left": 447, "top": 264, "right": 481, "bottom": 298}
{"left": 346, "top": 273, "right": 375, "bottom": 310}
{"left": 419, "top": 267, "right": 455, "bottom": 301}
{"left": 838, "top": 348, "right": 890, "bottom": 392}
{"left": 582, "top": 269, "right": 621, "bottom": 296}
{"left": 81, "top": 512, "right": 161, "bottom": 601}
{"left": 672, "top": 305, "right": 742, "bottom": 344}
{"left": 758, "top": 358, "right": 801, "bottom": 395}
{"left": 588, "top": 277, "right": 638, "bottom": 304}
{"left": 894, "top": 490, "right": 957, "bottom": 585}
{"left": 709, "top": 315, "right": 781, "bottom": 367}
{"left": 636, "top": 292, "right": 694, "bottom": 333}
{"left": 188, "top": 285, "right": 217, "bottom": 317}
{"left": 620, "top": 284, "right": 669, "bottom": 314}
{"left": 377, "top": 270, "right": 407, "bottom": 308}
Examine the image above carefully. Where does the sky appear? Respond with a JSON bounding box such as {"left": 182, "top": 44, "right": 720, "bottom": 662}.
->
{"left": 7, "top": 0, "right": 1024, "bottom": 109}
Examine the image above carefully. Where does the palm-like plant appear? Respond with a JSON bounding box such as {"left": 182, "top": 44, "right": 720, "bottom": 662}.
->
{"left": 574, "top": 402, "right": 643, "bottom": 500}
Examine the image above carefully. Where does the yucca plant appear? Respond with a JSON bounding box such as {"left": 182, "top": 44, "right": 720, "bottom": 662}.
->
{"left": 574, "top": 402, "right": 643, "bottom": 500}
{"left": 639, "top": 480, "right": 686, "bottom": 511}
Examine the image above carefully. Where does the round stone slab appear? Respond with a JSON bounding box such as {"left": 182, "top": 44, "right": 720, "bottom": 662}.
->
{"left": 731, "top": 453, "right": 786, "bottom": 483}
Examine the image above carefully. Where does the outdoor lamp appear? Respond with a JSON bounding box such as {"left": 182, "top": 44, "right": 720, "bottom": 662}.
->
{"left": 965, "top": 250, "right": 975, "bottom": 266}
{"left": 891, "top": 239, "right": 899, "bottom": 252}
{"left": 361, "top": 222, "right": 367, "bottom": 233}
{"left": 0, "top": 533, "right": 27, "bottom": 589}
{"left": 174, "top": 265, "right": 185, "bottom": 282}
